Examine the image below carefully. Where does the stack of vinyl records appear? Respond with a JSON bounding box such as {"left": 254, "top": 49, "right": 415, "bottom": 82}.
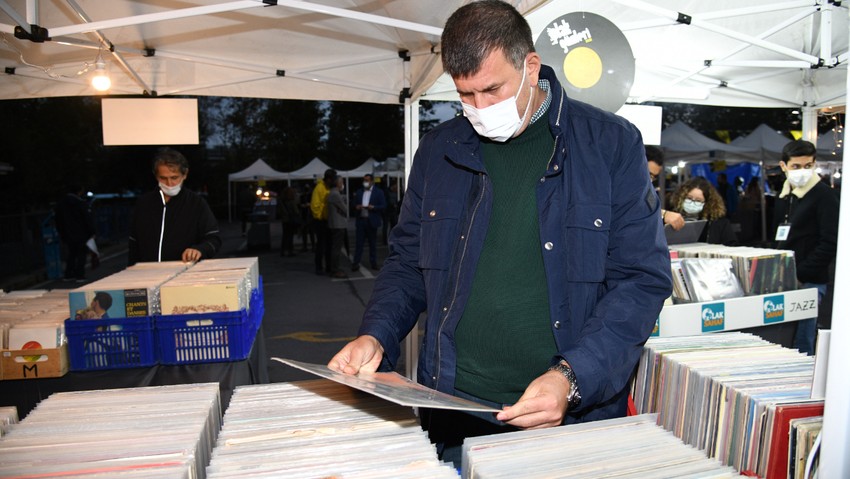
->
{"left": 160, "top": 257, "right": 260, "bottom": 315}
{"left": 0, "top": 289, "right": 71, "bottom": 350}
{"left": 207, "top": 380, "right": 458, "bottom": 478}
{"left": 462, "top": 414, "right": 742, "bottom": 478}
{"left": 0, "top": 406, "right": 18, "bottom": 437}
{"left": 669, "top": 243, "right": 797, "bottom": 296}
{"left": 0, "top": 383, "right": 221, "bottom": 478}
{"left": 671, "top": 257, "right": 745, "bottom": 302}
{"left": 632, "top": 332, "right": 817, "bottom": 477}
{"left": 787, "top": 416, "right": 822, "bottom": 479}
{"left": 68, "top": 261, "right": 190, "bottom": 319}
{"left": 189, "top": 257, "right": 260, "bottom": 293}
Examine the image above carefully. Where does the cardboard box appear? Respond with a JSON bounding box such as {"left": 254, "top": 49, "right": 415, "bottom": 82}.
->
{"left": 1, "top": 343, "right": 69, "bottom": 380}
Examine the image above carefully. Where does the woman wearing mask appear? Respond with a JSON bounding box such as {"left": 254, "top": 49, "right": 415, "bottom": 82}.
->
{"left": 671, "top": 176, "right": 738, "bottom": 245}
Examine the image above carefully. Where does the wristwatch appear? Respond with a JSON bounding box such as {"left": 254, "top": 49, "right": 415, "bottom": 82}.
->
{"left": 548, "top": 360, "right": 582, "bottom": 411}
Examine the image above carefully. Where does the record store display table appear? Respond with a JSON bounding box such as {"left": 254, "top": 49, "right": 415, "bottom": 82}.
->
{"left": 0, "top": 325, "right": 269, "bottom": 419}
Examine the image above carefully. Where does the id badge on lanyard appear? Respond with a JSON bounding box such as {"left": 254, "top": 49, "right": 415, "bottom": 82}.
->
{"left": 775, "top": 223, "right": 791, "bottom": 241}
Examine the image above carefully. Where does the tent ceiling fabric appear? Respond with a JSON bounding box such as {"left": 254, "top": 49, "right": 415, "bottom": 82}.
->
{"left": 425, "top": 0, "right": 848, "bottom": 109}
{"left": 0, "top": 0, "right": 466, "bottom": 103}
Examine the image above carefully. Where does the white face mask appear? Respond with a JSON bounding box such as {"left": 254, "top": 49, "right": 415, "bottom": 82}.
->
{"left": 461, "top": 61, "right": 533, "bottom": 142}
{"left": 682, "top": 199, "right": 704, "bottom": 215}
{"left": 363, "top": 182, "right": 371, "bottom": 189}
{"left": 786, "top": 168, "right": 814, "bottom": 188}
{"left": 159, "top": 181, "right": 182, "bottom": 197}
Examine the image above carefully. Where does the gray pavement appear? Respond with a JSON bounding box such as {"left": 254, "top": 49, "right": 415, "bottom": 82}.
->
{"left": 3, "top": 219, "right": 402, "bottom": 385}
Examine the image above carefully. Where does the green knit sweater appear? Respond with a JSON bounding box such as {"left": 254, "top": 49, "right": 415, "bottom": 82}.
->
{"left": 454, "top": 115, "right": 558, "bottom": 404}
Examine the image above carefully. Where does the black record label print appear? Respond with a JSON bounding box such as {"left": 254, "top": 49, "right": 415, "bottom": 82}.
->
{"left": 534, "top": 12, "right": 635, "bottom": 112}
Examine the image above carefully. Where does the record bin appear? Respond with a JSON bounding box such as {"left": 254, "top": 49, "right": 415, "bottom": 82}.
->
{"left": 1, "top": 343, "right": 69, "bottom": 380}
{"left": 156, "top": 277, "right": 264, "bottom": 365}
{"left": 65, "top": 316, "right": 157, "bottom": 371}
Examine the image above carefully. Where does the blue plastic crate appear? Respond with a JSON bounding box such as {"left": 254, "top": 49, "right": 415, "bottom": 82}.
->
{"left": 156, "top": 283, "right": 264, "bottom": 365}
{"left": 65, "top": 317, "right": 157, "bottom": 371}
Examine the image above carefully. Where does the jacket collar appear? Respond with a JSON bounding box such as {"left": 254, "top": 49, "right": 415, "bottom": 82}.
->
{"left": 779, "top": 170, "right": 820, "bottom": 199}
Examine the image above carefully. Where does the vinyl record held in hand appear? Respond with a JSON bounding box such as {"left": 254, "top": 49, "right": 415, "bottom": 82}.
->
{"left": 534, "top": 12, "right": 634, "bottom": 112}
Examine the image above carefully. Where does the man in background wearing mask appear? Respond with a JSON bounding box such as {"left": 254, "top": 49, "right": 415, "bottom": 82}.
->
{"left": 351, "top": 174, "right": 386, "bottom": 271}
{"left": 774, "top": 140, "right": 839, "bottom": 355}
{"left": 328, "top": 0, "right": 671, "bottom": 467}
{"left": 128, "top": 147, "right": 221, "bottom": 265}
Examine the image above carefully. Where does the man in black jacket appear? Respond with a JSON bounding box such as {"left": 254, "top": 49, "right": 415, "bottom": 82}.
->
{"left": 128, "top": 148, "right": 221, "bottom": 265}
{"left": 55, "top": 185, "right": 96, "bottom": 280}
{"left": 774, "top": 140, "right": 839, "bottom": 355}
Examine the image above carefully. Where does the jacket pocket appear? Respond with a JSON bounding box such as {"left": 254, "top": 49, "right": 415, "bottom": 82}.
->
{"left": 564, "top": 204, "right": 610, "bottom": 282}
{"left": 419, "top": 196, "right": 462, "bottom": 270}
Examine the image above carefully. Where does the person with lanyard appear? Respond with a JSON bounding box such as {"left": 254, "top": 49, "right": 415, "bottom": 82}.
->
{"left": 328, "top": 0, "right": 671, "bottom": 467}
{"left": 128, "top": 147, "right": 221, "bottom": 265}
{"left": 773, "top": 140, "right": 839, "bottom": 356}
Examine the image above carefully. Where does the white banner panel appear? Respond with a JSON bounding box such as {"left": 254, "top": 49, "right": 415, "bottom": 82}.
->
{"left": 102, "top": 98, "right": 199, "bottom": 146}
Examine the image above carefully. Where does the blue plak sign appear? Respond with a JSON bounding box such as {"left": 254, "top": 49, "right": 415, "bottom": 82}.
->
{"left": 763, "top": 295, "right": 785, "bottom": 324}
{"left": 701, "top": 303, "right": 725, "bottom": 332}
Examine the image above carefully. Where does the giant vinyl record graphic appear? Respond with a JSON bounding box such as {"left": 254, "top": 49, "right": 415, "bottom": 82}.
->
{"left": 535, "top": 12, "right": 634, "bottom": 112}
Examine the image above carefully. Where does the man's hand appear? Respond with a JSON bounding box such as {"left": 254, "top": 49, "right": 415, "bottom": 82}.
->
{"left": 664, "top": 210, "right": 686, "bottom": 231}
{"left": 328, "top": 335, "right": 384, "bottom": 375}
{"left": 495, "top": 369, "right": 570, "bottom": 429}
{"left": 182, "top": 247, "right": 202, "bottom": 262}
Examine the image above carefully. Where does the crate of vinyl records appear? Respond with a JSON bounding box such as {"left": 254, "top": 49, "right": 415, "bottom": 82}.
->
{"left": 0, "top": 290, "right": 73, "bottom": 380}
{"left": 64, "top": 262, "right": 191, "bottom": 371}
{"left": 65, "top": 316, "right": 157, "bottom": 371}
{"left": 668, "top": 244, "right": 797, "bottom": 303}
{"left": 156, "top": 260, "right": 263, "bottom": 365}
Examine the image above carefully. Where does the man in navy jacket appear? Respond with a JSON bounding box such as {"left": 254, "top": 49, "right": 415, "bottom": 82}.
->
{"left": 351, "top": 174, "right": 386, "bottom": 271}
{"left": 329, "top": 0, "right": 671, "bottom": 463}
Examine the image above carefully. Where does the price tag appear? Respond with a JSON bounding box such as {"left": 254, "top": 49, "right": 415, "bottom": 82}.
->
{"left": 775, "top": 223, "right": 791, "bottom": 241}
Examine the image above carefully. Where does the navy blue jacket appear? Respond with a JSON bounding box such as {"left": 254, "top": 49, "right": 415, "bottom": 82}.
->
{"left": 359, "top": 65, "right": 671, "bottom": 424}
{"left": 353, "top": 185, "right": 387, "bottom": 230}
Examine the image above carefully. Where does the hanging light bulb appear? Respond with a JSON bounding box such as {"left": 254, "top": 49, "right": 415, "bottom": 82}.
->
{"left": 91, "top": 60, "right": 111, "bottom": 91}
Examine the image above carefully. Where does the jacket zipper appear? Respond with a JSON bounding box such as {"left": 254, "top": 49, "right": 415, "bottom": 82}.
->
{"left": 434, "top": 172, "right": 488, "bottom": 388}
{"left": 432, "top": 87, "right": 565, "bottom": 388}
{"left": 158, "top": 190, "right": 167, "bottom": 262}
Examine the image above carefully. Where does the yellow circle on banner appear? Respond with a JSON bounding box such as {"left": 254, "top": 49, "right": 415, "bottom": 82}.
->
{"left": 563, "top": 46, "right": 603, "bottom": 89}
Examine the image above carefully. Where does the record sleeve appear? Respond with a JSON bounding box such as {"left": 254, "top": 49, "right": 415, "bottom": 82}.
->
{"left": 274, "top": 358, "right": 500, "bottom": 412}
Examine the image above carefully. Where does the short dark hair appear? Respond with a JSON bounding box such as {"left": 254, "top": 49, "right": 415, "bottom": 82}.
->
{"left": 645, "top": 146, "right": 664, "bottom": 166}
{"left": 152, "top": 147, "right": 189, "bottom": 175}
{"left": 94, "top": 291, "right": 113, "bottom": 310}
{"left": 323, "top": 168, "right": 338, "bottom": 180}
{"left": 363, "top": 174, "right": 373, "bottom": 181}
{"left": 782, "top": 140, "right": 817, "bottom": 162}
{"left": 441, "top": 0, "right": 534, "bottom": 77}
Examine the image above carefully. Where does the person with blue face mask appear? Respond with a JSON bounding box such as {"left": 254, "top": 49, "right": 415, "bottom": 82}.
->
{"left": 328, "top": 0, "right": 671, "bottom": 468}
{"left": 128, "top": 147, "right": 221, "bottom": 265}
{"left": 773, "top": 140, "right": 839, "bottom": 356}
{"left": 671, "top": 176, "right": 738, "bottom": 246}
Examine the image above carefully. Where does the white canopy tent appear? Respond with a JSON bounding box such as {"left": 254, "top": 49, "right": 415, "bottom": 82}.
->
{"left": 730, "top": 123, "right": 793, "bottom": 163}
{"left": 339, "top": 158, "right": 377, "bottom": 179}
{"left": 227, "top": 158, "right": 288, "bottom": 182}
{"left": 2, "top": 1, "right": 849, "bottom": 474}
{"left": 661, "top": 120, "right": 758, "bottom": 162}
{"left": 226, "top": 158, "right": 289, "bottom": 222}
{"left": 285, "top": 157, "right": 333, "bottom": 180}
